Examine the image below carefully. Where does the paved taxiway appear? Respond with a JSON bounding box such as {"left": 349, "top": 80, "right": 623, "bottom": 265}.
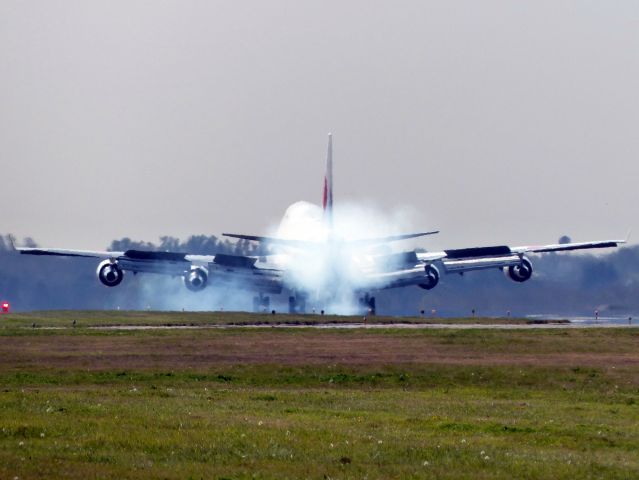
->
{"left": 68, "top": 321, "right": 639, "bottom": 330}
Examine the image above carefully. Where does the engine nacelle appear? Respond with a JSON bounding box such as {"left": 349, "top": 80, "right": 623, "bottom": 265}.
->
{"left": 183, "top": 267, "right": 208, "bottom": 292}
{"left": 418, "top": 264, "right": 440, "bottom": 290}
{"left": 505, "top": 256, "right": 533, "bottom": 283}
{"left": 97, "top": 259, "right": 124, "bottom": 287}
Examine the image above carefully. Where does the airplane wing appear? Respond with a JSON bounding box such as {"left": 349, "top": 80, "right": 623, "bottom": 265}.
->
{"left": 355, "top": 237, "right": 624, "bottom": 292}
{"left": 511, "top": 240, "right": 622, "bottom": 254}
{"left": 17, "top": 245, "right": 235, "bottom": 267}
{"left": 17, "top": 247, "right": 216, "bottom": 263}
{"left": 16, "top": 245, "right": 284, "bottom": 293}
{"left": 416, "top": 238, "right": 626, "bottom": 276}
{"left": 16, "top": 247, "right": 125, "bottom": 258}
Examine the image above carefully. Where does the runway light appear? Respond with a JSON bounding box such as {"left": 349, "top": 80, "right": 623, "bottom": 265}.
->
{"left": 1, "top": 302, "right": 9, "bottom": 313}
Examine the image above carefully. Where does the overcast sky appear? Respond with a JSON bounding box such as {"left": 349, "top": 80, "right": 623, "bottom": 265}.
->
{"left": 1, "top": 1, "right": 637, "bottom": 250}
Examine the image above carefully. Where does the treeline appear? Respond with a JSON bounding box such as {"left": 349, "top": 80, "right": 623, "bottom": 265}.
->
{"left": 107, "top": 235, "right": 261, "bottom": 257}
{"left": 1, "top": 234, "right": 638, "bottom": 317}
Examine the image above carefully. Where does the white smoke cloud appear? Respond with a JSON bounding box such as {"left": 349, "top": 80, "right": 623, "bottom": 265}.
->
{"left": 130, "top": 270, "right": 255, "bottom": 313}
{"left": 265, "top": 200, "right": 425, "bottom": 315}
{"left": 107, "top": 201, "right": 429, "bottom": 315}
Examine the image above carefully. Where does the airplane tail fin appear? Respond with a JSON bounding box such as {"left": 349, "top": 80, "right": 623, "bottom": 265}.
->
{"left": 322, "top": 133, "right": 334, "bottom": 228}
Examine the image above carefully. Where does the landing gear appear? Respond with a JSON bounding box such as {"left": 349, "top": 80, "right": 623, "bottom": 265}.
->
{"left": 252, "top": 294, "right": 270, "bottom": 312}
{"left": 288, "top": 293, "right": 306, "bottom": 314}
{"left": 288, "top": 297, "right": 295, "bottom": 314}
{"left": 359, "top": 293, "right": 376, "bottom": 315}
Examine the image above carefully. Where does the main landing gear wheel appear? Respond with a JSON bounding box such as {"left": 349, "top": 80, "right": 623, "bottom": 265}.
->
{"left": 359, "top": 293, "right": 376, "bottom": 316}
{"left": 288, "top": 294, "right": 306, "bottom": 314}
{"left": 253, "top": 295, "right": 270, "bottom": 313}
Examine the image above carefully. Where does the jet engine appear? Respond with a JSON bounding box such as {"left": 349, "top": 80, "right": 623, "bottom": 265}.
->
{"left": 97, "top": 260, "right": 124, "bottom": 287}
{"left": 505, "top": 257, "right": 533, "bottom": 282}
{"left": 183, "top": 267, "right": 208, "bottom": 292}
{"left": 418, "top": 264, "right": 440, "bottom": 290}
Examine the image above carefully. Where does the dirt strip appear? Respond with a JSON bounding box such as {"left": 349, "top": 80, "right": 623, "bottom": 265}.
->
{"left": 0, "top": 331, "right": 638, "bottom": 370}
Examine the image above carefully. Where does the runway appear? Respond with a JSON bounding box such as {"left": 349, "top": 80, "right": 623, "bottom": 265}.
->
{"left": 84, "top": 321, "right": 638, "bottom": 331}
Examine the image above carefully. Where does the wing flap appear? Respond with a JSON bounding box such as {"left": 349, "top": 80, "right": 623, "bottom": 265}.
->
{"left": 222, "top": 233, "right": 316, "bottom": 248}
{"left": 213, "top": 254, "right": 257, "bottom": 268}
{"left": 444, "top": 245, "right": 511, "bottom": 259}
{"left": 442, "top": 254, "right": 522, "bottom": 273}
{"left": 124, "top": 250, "right": 188, "bottom": 262}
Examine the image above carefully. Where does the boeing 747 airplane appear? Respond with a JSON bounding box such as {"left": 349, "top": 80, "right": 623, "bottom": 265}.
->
{"left": 17, "top": 135, "right": 625, "bottom": 313}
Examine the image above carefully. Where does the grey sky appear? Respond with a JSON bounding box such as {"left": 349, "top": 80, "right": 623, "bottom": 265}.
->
{"left": 1, "top": 1, "right": 637, "bottom": 250}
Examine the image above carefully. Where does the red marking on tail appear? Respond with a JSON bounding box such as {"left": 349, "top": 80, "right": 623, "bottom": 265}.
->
{"left": 322, "top": 176, "right": 328, "bottom": 210}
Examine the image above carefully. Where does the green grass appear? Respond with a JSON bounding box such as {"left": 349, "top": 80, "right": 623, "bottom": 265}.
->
{"left": 1, "top": 368, "right": 637, "bottom": 479}
{"left": 0, "top": 312, "right": 637, "bottom": 478}
{"left": 0, "top": 309, "right": 548, "bottom": 329}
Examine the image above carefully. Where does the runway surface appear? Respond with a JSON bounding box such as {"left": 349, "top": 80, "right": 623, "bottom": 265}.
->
{"left": 84, "top": 321, "right": 638, "bottom": 330}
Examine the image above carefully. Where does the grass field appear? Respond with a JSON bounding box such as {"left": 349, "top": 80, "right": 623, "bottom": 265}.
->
{"left": 0, "top": 310, "right": 554, "bottom": 328}
{"left": 0, "top": 312, "right": 638, "bottom": 479}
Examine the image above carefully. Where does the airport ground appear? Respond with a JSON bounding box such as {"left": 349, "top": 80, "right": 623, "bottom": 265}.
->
{"left": 0, "top": 312, "right": 638, "bottom": 479}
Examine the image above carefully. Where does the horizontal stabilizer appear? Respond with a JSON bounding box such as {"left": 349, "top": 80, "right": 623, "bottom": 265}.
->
{"left": 349, "top": 231, "right": 439, "bottom": 247}
{"left": 223, "top": 233, "right": 316, "bottom": 248}
{"left": 224, "top": 230, "right": 438, "bottom": 249}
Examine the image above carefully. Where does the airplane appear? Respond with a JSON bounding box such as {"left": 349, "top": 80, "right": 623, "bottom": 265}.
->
{"left": 16, "top": 134, "right": 625, "bottom": 314}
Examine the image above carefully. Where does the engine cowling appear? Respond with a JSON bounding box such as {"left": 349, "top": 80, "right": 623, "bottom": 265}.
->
{"left": 183, "top": 267, "right": 208, "bottom": 292}
{"left": 97, "top": 260, "right": 124, "bottom": 287}
{"left": 506, "top": 256, "right": 533, "bottom": 282}
{"left": 418, "top": 264, "right": 440, "bottom": 290}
